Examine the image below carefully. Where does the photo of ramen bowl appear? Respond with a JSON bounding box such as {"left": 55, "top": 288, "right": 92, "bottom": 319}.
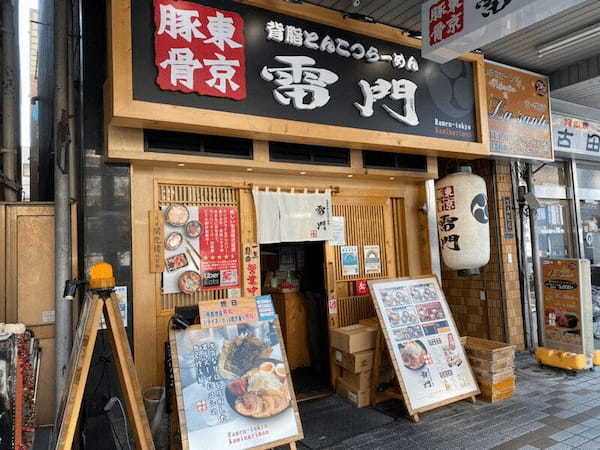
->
{"left": 225, "top": 360, "right": 291, "bottom": 419}
{"left": 165, "top": 204, "right": 189, "bottom": 227}
{"left": 399, "top": 340, "right": 428, "bottom": 371}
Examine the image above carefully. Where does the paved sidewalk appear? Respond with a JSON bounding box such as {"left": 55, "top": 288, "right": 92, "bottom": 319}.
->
{"left": 297, "top": 352, "right": 600, "bottom": 450}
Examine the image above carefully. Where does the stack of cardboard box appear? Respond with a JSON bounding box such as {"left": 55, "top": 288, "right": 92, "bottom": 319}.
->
{"left": 330, "top": 324, "right": 376, "bottom": 407}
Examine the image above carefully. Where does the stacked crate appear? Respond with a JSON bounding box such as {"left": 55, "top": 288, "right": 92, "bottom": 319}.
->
{"left": 330, "top": 324, "right": 377, "bottom": 407}
{"left": 462, "top": 336, "right": 516, "bottom": 403}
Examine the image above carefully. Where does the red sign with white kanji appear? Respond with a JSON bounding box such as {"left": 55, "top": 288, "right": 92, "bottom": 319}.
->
{"left": 355, "top": 279, "right": 369, "bottom": 296}
{"left": 198, "top": 206, "right": 241, "bottom": 290}
{"left": 153, "top": 0, "right": 246, "bottom": 100}
{"left": 428, "top": 0, "right": 464, "bottom": 46}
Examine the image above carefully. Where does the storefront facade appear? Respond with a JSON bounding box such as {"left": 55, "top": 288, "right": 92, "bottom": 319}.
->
{"left": 103, "top": 0, "right": 495, "bottom": 391}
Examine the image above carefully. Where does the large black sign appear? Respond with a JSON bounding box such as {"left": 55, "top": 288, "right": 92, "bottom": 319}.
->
{"left": 132, "top": 0, "right": 477, "bottom": 142}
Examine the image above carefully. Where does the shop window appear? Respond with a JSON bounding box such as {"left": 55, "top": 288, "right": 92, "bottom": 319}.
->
{"left": 145, "top": 129, "right": 253, "bottom": 159}
{"left": 269, "top": 141, "right": 350, "bottom": 166}
{"left": 362, "top": 150, "right": 427, "bottom": 172}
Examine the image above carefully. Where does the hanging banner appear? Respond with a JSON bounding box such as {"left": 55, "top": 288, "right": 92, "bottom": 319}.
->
{"left": 278, "top": 190, "right": 332, "bottom": 242}
{"left": 199, "top": 206, "right": 241, "bottom": 290}
{"left": 253, "top": 189, "right": 333, "bottom": 243}
{"left": 252, "top": 188, "right": 281, "bottom": 244}
{"left": 485, "top": 62, "right": 552, "bottom": 161}
{"left": 422, "top": 0, "right": 587, "bottom": 63}
{"left": 368, "top": 276, "right": 479, "bottom": 416}
{"left": 541, "top": 258, "right": 593, "bottom": 355}
{"left": 363, "top": 245, "right": 382, "bottom": 274}
{"left": 341, "top": 246, "right": 359, "bottom": 276}
{"left": 553, "top": 113, "right": 600, "bottom": 161}
{"left": 170, "top": 315, "right": 303, "bottom": 450}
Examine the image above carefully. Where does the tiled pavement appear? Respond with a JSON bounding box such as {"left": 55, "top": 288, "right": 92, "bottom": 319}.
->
{"left": 307, "top": 352, "right": 600, "bottom": 450}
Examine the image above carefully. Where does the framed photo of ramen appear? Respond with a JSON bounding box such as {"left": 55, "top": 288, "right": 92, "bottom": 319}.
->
{"left": 169, "top": 310, "right": 303, "bottom": 450}
{"left": 368, "top": 276, "right": 479, "bottom": 418}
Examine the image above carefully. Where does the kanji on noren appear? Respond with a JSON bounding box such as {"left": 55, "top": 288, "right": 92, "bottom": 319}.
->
{"left": 153, "top": 0, "right": 246, "bottom": 100}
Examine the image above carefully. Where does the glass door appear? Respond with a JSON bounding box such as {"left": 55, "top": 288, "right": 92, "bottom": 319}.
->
{"left": 575, "top": 163, "right": 600, "bottom": 343}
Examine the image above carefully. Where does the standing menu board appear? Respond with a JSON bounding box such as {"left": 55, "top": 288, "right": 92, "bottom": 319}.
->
{"left": 170, "top": 299, "right": 303, "bottom": 450}
{"left": 542, "top": 258, "right": 593, "bottom": 355}
{"left": 369, "top": 276, "right": 479, "bottom": 416}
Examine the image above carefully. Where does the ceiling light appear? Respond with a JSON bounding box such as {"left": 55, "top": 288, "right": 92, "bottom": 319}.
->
{"left": 177, "top": 163, "right": 185, "bottom": 167}
{"left": 389, "top": 177, "right": 395, "bottom": 181}
{"left": 537, "top": 23, "right": 600, "bottom": 58}
{"left": 299, "top": 171, "right": 307, "bottom": 175}
{"left": 246, "top": 168, "right": 253, "bottom": 172}
{"left": 347, "top": 174, "right": 353, "bottom": 178}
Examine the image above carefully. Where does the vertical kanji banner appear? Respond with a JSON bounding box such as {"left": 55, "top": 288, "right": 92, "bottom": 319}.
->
{"left": 199, "top": 206, "right": 241, "bottom": 290}
{"left": 153, "top": 0, "right": 246, "bottom": 99}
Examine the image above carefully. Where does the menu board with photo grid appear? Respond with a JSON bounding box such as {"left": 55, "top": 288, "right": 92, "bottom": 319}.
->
{"left": 369, "top": 276, "right": 479, "bottom": 415}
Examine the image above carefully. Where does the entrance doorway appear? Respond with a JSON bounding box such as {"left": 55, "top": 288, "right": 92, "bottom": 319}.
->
{"left": 260, "top": 242, "right": 330, "bottom": 399}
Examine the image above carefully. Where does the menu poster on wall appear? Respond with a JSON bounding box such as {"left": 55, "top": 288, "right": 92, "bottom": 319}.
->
{"left": 341, "top": 246, "right": 359, "bottom": 276}
{"left": 328, "top": 217, "right": 346, "bottom": 246}
{"left": 541, "top": 258, "right": 593, "bottom": 355}
{"left": 368, "top": 277, "right": 479, "bottom": 415}
{"left": 199, "top": 206, "right": 241, "bottom": 290}
{"left": 170, "top": 314, "right": 303, "bottom": 449}
{"left": 364, "top": 245, "right": 382, "bottom": 274}
{"left": 162, "top": 205, "right": 201, "bottom": 294}
{"left": 485, "top": 62, "right": 553, "bottom": 161}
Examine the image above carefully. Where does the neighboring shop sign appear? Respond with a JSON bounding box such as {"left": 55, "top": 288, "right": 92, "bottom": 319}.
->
{"left": 131, "top": 0, "right": 478, "bottom": 143}
{"left": 422, "top": 0, "right": 587, "bottom": 64}
{"left": 170, "top": 300, "right": 303, "bottom": 450}
{"left": 541, "top": 259, "right": 593, "bottom": 355}
{"left": 368, "top": 277, "right": 479, "bottom": 416}
{"left": 199, "top": 206, "right": 241, "bottom": 290}
{"left": 553, "top": 113, "right": 600, "bottom": 160}
{"left": 485, "top": 62, "right": 552, "bottom": 160}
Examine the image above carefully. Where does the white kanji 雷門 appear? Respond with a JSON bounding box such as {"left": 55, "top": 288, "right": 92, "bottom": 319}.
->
{"left": 260, "top": 56, "right": 339, "bottom": 110}
{"left": 157, "top": 4, "right": 207, "bottom": 42}
{"left": 160, "top": 48, "right": 203, "bottom": 89}
{"left": 354, "top": 78, "right": 419, "bottom": 126}
{"left": 204, "top": 53, "right": 240, "bottom": 94}
{"left": 204, "top": 11, "right": 242, "bottom": 50}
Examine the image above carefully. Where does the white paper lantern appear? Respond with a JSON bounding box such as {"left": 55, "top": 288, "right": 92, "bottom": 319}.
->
{"left": 435, "top": 167, "right": 490, "bottom": 275}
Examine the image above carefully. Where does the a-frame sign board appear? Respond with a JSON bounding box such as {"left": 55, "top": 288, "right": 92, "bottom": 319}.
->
{"left": 50, "top": 292, "right": 155, "bottom": 449}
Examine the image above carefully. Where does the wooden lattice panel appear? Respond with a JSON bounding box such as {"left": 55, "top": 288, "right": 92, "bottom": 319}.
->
{"left": 332, "top": 202, "right": 389, "bottom": 281}
{"left": 337, "top": 295, "right": 376, "bottom": 327}
{"left": 158, "top": 183, "right": 240, "bottom": 310}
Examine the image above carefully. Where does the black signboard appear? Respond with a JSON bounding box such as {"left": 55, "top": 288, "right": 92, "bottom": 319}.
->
{"left": 132, "top": 0, "right": 477, "bottom": 142}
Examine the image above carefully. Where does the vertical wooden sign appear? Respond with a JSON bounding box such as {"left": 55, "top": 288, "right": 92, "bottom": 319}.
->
{"left": 149, "top": 210, "right": 164, "bottom": 273}
{"left": 242, "top": 243, "right": 260, "bottom": 297}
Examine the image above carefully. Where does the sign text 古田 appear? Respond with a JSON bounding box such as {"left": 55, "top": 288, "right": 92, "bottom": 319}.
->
{"left": 553, "top": 113, "right": 600, "bottom": 161}
{"left": 134, "top": 0, "right": 478, "bottom": 142}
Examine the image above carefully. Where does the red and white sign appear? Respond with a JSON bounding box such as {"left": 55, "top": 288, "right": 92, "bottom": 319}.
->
{"left": 154, "top": 0, "right": 246, "bottom": 99}
{"left": 199, "top": 206, "right": 240, "bottom": 290}
{"left": 355, "top": 279, "right": 369, "bottom": 296}
{"left": 422, "top": 0, "right": 588, "bottom": 63}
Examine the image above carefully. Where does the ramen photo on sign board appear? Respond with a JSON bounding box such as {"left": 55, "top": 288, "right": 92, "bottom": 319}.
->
{"left": 368, "top": 276, "right": 479, "bottom": 417}
{"left": 169, "top": 311, "right": 303, "bottom": 450}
